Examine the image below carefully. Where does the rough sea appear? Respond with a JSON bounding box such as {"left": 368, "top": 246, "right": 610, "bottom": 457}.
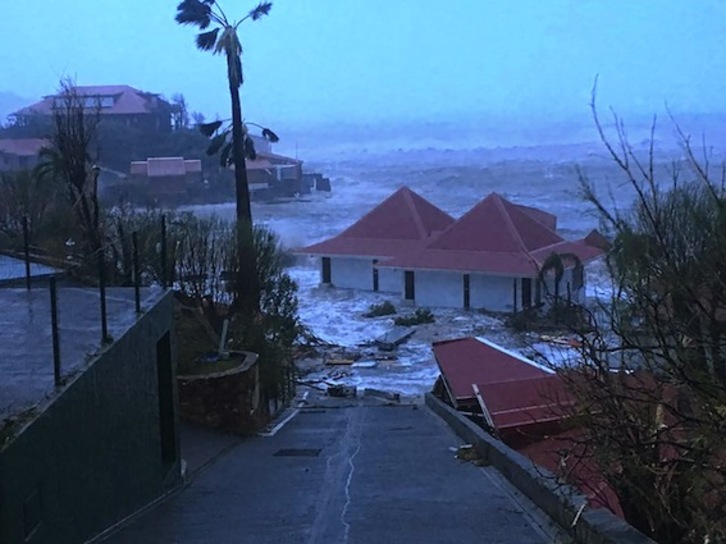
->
{"left": 183, "top": 117, "right": 726, "bottom": 395}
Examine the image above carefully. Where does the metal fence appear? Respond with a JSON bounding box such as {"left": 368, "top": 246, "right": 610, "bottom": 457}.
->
{"left": 0, "top": 213, "right": 294, "bottom": 424}
{"left": 0, "top": 214, "right": 170, "bottom": 424}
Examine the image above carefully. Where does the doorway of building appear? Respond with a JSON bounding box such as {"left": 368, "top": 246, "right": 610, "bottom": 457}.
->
{"left": 522, "top": 278, "right": 532, "bottom": 308}
{"left": 404, "top": 271, "right": 415, "bottom": 300}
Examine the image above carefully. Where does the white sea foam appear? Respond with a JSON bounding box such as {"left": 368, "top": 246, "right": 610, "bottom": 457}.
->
{"left": 183, "top": 141, "right": 691, "bottom": 392}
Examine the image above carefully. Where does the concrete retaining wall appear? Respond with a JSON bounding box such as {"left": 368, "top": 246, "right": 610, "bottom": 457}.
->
{"left": 0, "top": 291, "right": 181, "bottom": 544}
{"left": 425, "top": 393, "right": 655, "bottom": 544}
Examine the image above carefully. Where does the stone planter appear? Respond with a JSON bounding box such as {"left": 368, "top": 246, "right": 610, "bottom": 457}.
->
{"left": 177, "top": 351, "right": 264, "bottom": 435}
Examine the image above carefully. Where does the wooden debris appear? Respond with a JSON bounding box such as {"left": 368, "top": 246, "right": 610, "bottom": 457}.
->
{"left": 375, "top": 326, "right": 416, "bottom": 351}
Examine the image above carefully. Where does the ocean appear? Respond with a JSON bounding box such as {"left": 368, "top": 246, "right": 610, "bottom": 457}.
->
{"left": 182, "top": 118, "right": 726, "bottom": 395}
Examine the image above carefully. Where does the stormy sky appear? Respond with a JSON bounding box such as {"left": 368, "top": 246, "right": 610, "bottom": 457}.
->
{"left": 1, "top": 1, "right": 725, "bottom": 128}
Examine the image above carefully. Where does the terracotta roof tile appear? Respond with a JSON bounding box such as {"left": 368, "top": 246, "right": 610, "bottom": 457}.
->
{"left": 432, "top": 337, "right": 550, "bottom": 406}
{"left": 473, "top": 375, "right": 573, "bottom": 430}
{"left": 381, "top": 193, "right": 603, "bottom": 275}
{"left": 298, "top": 186, "right": 454, "bottom": 257}
{"left": 381, "top": 193, "right": 561, "bottom": 274}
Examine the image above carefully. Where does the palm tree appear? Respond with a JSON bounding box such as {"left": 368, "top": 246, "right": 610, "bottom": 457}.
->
{"left": 537, "top": 252, "right": 583, "bottom": 308}
{"left": 175, "top": 0, "right": 272, "bottom": 225}
{"left": 175, "top": 0, "right": 273, "bottom": 315}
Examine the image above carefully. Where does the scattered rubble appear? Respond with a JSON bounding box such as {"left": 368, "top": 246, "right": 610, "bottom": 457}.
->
{"left": 455, "top": 444, "right": 488, "bottom": 466}
{"left": 374, "top": 326, "right": 416, "bottom": 351}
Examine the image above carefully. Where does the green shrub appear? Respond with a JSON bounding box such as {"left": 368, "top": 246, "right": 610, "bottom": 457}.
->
{"left": 394, "top": 308, "right": 434, "bottom": 326}
{"left": 363, "top": 300, "right": 397, "bottom": 318}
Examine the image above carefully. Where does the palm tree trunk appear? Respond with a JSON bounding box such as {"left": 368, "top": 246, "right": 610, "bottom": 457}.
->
{"left": 227, "top": 56, "right": 260, "bottom": 316}
{"left": 230, "top": 84, "right": 252, "bottom": 224}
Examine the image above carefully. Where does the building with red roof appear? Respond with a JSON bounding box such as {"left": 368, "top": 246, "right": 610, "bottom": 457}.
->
{"left": 298, "top": 186, "right": 455, "bottom": 292}
{"left": 13, "top": 85, "right": 173, "bottom": 132}
{"left": 299, "top": 187, "right": 605, "bottom": 312}
{"left": 244, "top": 151, "right": 304, "bottom": 199}
{"left": 381, "top": 192, "right": 605, "bottom": 311}
{"left": 0, "top": 138, "right": 46, "bottom": 172}
{"left": 124, "top": 157, "right": 203, "bottom": 203}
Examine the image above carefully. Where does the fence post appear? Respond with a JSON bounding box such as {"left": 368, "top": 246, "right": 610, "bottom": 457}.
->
{"left": 50, "top": 277, "right": 61, "bottom": 386}
{"left": 22, "top": 216, "right": 31, "bottom": 290}
{"left": 98, "top": 251, "right": 109, "bottom": 343}
{"left": 160, "top": 214, "right": 168, "bottom": 289}
{"left": 132, "top": 231, "right": 141, "bottom": 313}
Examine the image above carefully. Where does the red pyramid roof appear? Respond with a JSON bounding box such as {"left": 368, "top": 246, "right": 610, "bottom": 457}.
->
{"left": 380, "top": 193, "right": 584, "bottom": 276}
{"left": 428, "top": 193, "right": 563, "bottom": 253}
{"left": 298, "top": 186, "right": 454, "bottom": 258}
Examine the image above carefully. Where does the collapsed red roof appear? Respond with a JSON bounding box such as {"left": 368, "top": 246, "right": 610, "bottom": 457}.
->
{"left": 473, "top": 374, "right": 574, "bottom": 431}
{"left": 298, "top": 186, "right": 455, "bottom": 258}
{"left": 432, "top": 336, "right": 551, "bottom": 408}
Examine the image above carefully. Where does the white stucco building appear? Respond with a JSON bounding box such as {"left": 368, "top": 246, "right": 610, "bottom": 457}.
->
{"left": 299, "top": 188, "right": 606, "bottom": 313}
{"left": 298, "top": 186, "right": 454, "bottom": 292}
{"left": 381, "top": 193, "right": 605, "bottom": 312}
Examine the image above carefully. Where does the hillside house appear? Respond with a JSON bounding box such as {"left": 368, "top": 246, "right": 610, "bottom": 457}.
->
{"left": 13, "top": 85, "right": 173, "bottom": 132}
{"left": 245, "top": 151, "right": 304, "bottom": 199}
{"left": 126, "top": 157, "right": 203, "bottom": 203}
{"left": 298, "top": 186, "right": 455, "bottom": 292}
{"left": 0, "top": 139, "right": 46, "bottom": 172}
{"left": 381, "top": 193, "right": 605, "bottom": 312}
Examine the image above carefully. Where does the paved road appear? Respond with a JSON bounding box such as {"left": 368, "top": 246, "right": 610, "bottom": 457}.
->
{"left": 105, "top": 401, "right": 558, "bottom": 543}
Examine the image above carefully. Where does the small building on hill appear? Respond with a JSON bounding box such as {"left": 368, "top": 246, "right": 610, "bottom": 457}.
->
{"left": 245, "top": 151, "right": 304, "bottom": 199}
{"left": 0, "top": 139, "right": 46, "bottom": 172}
{"left": 298, "top": 186, "right": 455, "bottom": 292}
{"left": 126, "top": 157, "right": 203, "bottom": 203}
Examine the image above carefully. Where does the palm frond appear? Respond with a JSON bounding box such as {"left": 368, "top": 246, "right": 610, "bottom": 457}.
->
{"left": 248, "top": 2, "right": 273, "bottom": 21}
{"left": 244, "top": 136, "right": 257, "bottom": 161}
{"left": 261, "top": 128, "right": 279, "bottom": 143}
{"left": 198, "top": 120, "right": 223, "bottom": 137}
{"left": 196, "top": 28, "right": 220, "bottom": 51}
{"left": 207, "top": 133, "right": 228, "bottom": 156}
{"left": 220, "top": 142, "right": 233, "bottom": 167}
{"left": 175, "top": 0, "right": 212, "bottom": 29}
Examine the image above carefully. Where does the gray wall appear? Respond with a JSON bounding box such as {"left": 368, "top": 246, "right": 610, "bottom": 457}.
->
{"left": 330, "top": 257, "right": 373, "bottom": 290}
{"left": 415, "top": 270, "right": 462, "bottom": 308}
{"left": 377, "top": 267, "right": 400, "bottom": 293}
{"left": 0, "top": 291, "right": 181, "bottom": 544}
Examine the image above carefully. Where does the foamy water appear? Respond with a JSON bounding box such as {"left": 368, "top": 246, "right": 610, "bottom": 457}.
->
{"left": 181, "top": 134, "right": 720, "bottom": 393}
